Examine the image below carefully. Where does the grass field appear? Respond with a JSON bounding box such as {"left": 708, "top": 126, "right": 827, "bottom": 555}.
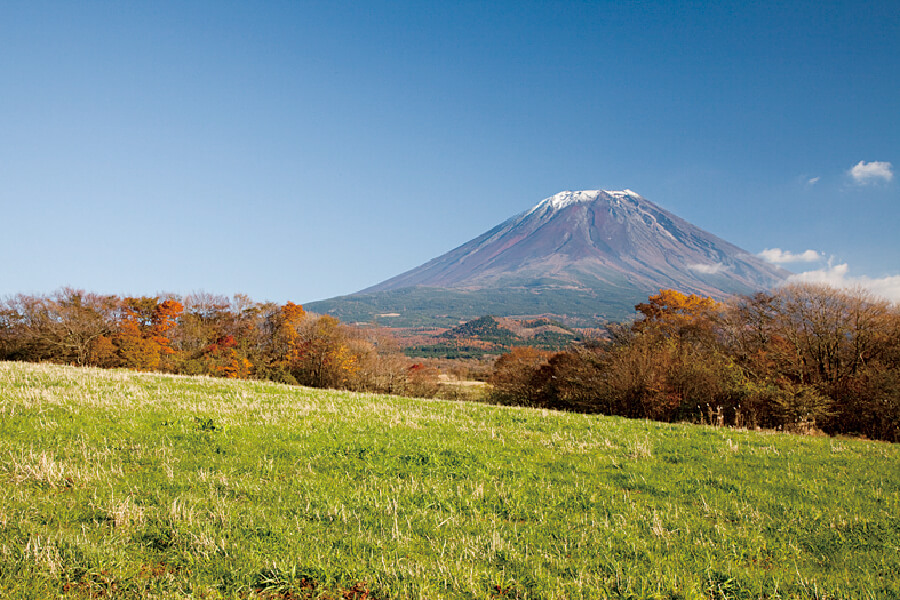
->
{"left": 1, "top": 361, "right": 898, "bottom": 599}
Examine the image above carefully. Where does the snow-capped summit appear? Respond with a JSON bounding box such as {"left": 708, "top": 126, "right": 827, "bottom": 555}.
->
{"left": 529, "top": 189, "right": 639, "bottom": 214}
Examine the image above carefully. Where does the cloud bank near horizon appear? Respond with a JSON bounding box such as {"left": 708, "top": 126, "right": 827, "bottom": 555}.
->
{"left": 787, "top": 263, "right": 900, "bottom": 303}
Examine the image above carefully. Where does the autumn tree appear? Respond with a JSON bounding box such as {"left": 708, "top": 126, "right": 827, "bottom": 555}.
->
{"left": 176, "top": 293, "right": 264, "bottom": 378}
{"left": 115, "top": 297, "right": 184, "bottom": 371}
{"left": 0, "top": 289, "right": 118, "bottom": 366}
{"left": 343, "top": 327, "right": 406, "bottom": 393}
{"left": 633, "top": 289, "right": 722, "bottom": 349}
{"left": 0, "top": 294, "right": 65, "bottom": 362}
{"left": 404, "top": 362, "right": 442, "bottom": 398}
{"left": 528, "top": 343, "right": 611, "bottom": 413}
{"left": 769, "top": 284, "right": 889, "bottom": 386}
{"left": 195, "top": 334, "right": 253, "bottom": 378}
{"left": 292, "top": 315, "right": 357, "bottom": 389}
{"left": 489, "top": 346, "right": 554, "bottom": 406}
{"left": 614, "top": 290, "right": 735, "bottom": 420}
{"left": 257, "top": 301, "right": 307, "bottom": 383}
{"left": 727, "top": 284, "right": 900, "bottom": 437}
{"left": 177, "top": 293, "right": 232, "bottom": 354}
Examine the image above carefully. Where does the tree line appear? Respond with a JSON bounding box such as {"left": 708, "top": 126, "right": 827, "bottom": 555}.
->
{"left": 3, "top": 284, "right": 898, "bottom": 442}
{"left": 0, "top": 290, "right": 407, "bottom": 393}
{"left": 489, "top": 285, "right": 900, "bottom": 442}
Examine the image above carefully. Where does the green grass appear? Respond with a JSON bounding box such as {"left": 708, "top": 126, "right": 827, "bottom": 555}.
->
{"left": 1, "top": 361, "right": 898, "bottom": 599}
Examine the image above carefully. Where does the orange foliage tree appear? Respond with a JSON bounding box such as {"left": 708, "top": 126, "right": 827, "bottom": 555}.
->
{"left": 634, "top": 289, "right": 721, "bottom": 338}
{"left": 115, "top": 297, "right": 184, "bottom": 371}
{"left": 293, "top": 315, "right": 357, "bottom": 389}
{"left": 263, "top": 302, "right": 307, "bottom": 382}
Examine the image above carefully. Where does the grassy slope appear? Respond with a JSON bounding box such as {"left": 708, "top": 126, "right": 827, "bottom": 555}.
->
{"left": 0, "top": 362, "right": 898, "bottom": 600}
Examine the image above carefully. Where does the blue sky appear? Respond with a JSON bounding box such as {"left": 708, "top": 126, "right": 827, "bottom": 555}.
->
{"left": 1, "top": 1, "right": 897, "bottom": 303}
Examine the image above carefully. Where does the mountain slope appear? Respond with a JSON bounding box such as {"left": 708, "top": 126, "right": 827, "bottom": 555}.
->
{"left": 309, "top": 190, "right": 789, "bottom": 325}
{"left": 364, "top": 190, "right": 786, "bottom": 296}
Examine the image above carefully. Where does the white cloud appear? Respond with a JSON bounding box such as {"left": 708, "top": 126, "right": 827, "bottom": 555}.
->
{"left": 689, "top": 263, "right": 727, "bottom": 274}
{"left": 807, "top": 176, "right": 820, "bottom": 186}
{"left": 759, "top": 248, "right": 823, "bottom": 264}
{"left": 788, "top": 263, "right": 900, "bottom": 303}
{"left": 849, "top": 160, "right": 893, "bottom": 184}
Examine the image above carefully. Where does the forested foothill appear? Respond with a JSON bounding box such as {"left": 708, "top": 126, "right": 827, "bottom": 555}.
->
{"left": 3, "top": 283, "right": 899, "bottom": 442}
{"left": 490, "top": 285, "right": 900, "bottom": 442}
{"left": 405, "top": 315, "right": 582, "bottom": 359}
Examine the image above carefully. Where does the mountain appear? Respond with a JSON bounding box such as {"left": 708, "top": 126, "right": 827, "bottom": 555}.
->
{"left": 308, "top": 190, "right": 789, "bottom": 326}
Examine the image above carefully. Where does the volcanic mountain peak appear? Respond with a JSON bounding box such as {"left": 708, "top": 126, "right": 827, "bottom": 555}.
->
{"left": 309, "top": 189, "right": 789, "bottom": 326}
{"left": 361, "top": 188, "right": 787, "bottom": 296}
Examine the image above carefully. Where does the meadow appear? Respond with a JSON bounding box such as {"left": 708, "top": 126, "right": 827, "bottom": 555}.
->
{"left": 0, "top": 361, "right": 898, "bottom": 599}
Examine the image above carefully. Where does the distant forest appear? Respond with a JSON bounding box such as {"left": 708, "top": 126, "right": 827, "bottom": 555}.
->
{"left": 2, "top": 284, "right": 898, "bottom": 442}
